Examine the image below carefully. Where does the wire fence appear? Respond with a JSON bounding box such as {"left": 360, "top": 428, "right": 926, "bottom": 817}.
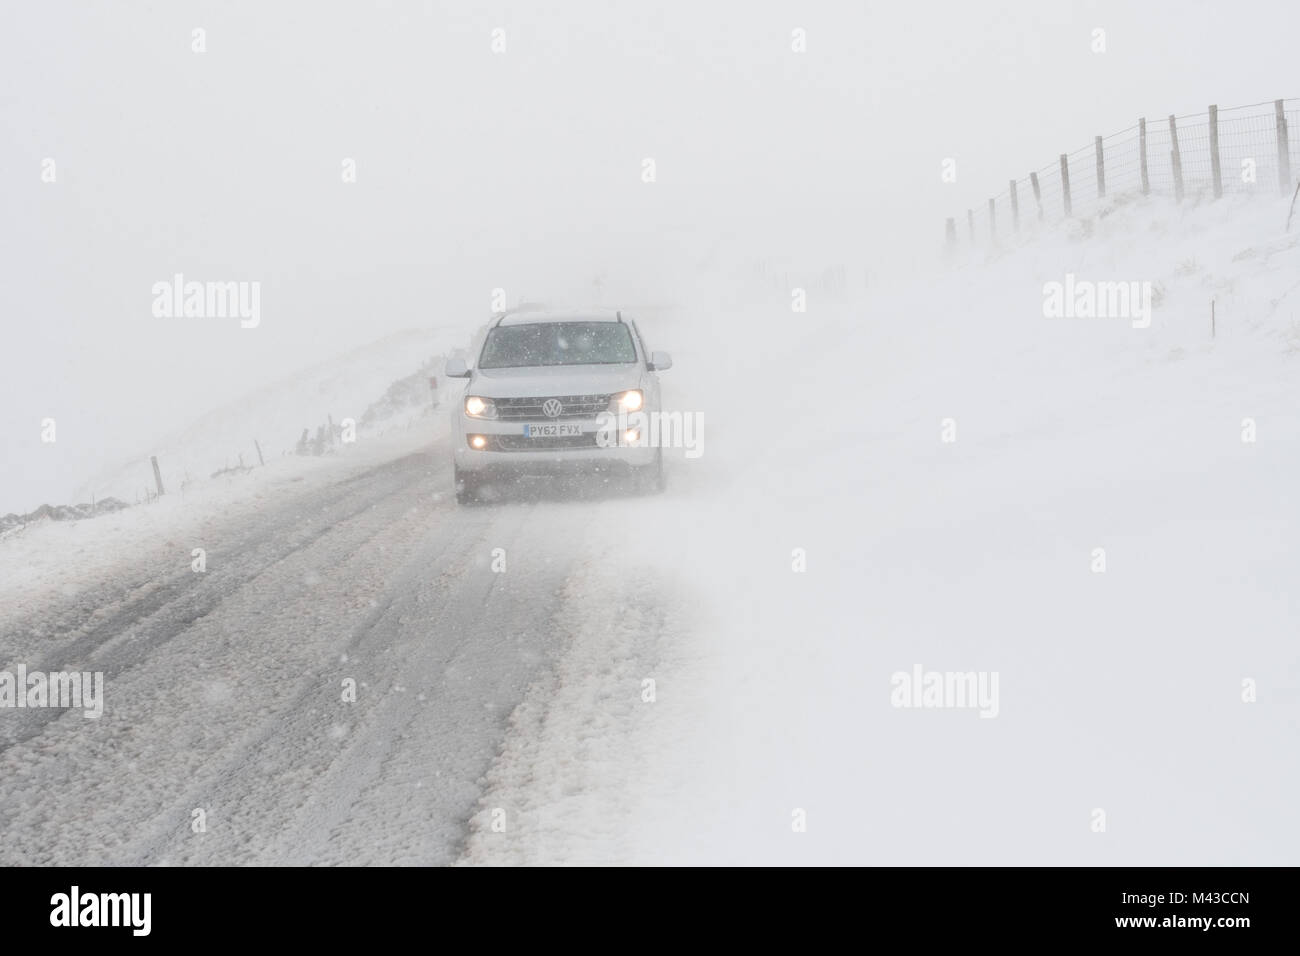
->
{"left": 949, "top": 98, "right": 1300, "bottom": 245}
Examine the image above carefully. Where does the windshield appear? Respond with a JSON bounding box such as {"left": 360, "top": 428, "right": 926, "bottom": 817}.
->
{"left": 478, "top": 322, "right": 638, "bottom": 368}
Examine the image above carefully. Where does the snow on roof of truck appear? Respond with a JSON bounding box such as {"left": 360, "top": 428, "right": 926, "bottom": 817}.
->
{"left": 495, "top": 309, "right": 624, "bottom": 327}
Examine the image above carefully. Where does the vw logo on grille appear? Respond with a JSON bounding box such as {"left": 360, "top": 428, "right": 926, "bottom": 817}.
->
{"left": 542, "top": 399, "right": 564, "bottom": 418}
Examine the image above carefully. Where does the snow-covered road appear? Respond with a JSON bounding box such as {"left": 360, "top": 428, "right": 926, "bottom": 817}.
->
{"left": 4, "top": 200, "right": 1299, "bottom": 867}
{"left": 0, "top": 439, "right": 668, "bottom": 865}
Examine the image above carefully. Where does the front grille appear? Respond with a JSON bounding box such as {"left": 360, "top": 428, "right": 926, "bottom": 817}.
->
{"left": 495, "top": 394, "right": 612, "bottom": 420}
{"left": 491, "top": 433, "right": 601, "bottom": 452}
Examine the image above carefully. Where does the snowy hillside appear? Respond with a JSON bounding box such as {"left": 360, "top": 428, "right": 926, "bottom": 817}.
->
{"left": 458, "top": 193, "right": 1300, "bottom": 865}
{"left": 71, "top": 327, "right": 466, "bottom": 506}
{"left": 0, "top": 327, "right": 470, "bottom": 627}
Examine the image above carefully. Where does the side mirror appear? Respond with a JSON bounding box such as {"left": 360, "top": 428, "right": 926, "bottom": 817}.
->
{"left": 444, "top": 357, "right": 471, "bottom": 378}
{"left": 649, "top": 351, "right": 672, "bottom": 372}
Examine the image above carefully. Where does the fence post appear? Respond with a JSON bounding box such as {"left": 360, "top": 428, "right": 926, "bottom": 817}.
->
{"left": 1276, "top": 99, "right": 1291, "bottom": 196}
{"left": 254, "top": 439, "right": 265, "bottom": 466}
{"left": 1009, "top": 180, "right": 1019, "bottom": 230}
{"left": 1209, "top": 105, "right": 1222, "bottom": 199}
{"left": 945, "top": 218, "right": 956, "bottom": 244}
{"left": 1169, "top": 114, "right": 1184, "bottom": 202}
{"left": 988, "top": 197, "right": 996, "bottom": 236}
{"left": 150, "top": 456, "right": 166, "bottom": 496}
{"left": 967, "top": 208, "right": 974, "bottom": 240}
{"left": 1029, "top": 171, "right": 1042, "bottom": 219}
{"left": 1060, "top": 154, "right": 1072, "bottom": 216}
{"left": 1139, "top": 117, "right": 1149, "bottom": 195}
{"left": 1095, "top": 135, "right": 1106, "bottom": 199}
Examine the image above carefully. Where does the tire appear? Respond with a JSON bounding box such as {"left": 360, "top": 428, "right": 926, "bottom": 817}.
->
{"left": 632, "top": 447, "right": 665, "bottom": 495}
{"left": 454, "top": 467, "right": 481, "bottom": 505}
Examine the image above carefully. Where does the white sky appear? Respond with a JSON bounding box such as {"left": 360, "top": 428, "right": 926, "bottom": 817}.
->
{"left": 2, "top": 0, "right": 1297, "bottom": 513}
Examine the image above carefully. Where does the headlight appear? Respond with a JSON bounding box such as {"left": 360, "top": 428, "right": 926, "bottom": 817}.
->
{"left": 609, "top": 389, "right": 644, "bottom": 413}
{"left": 465, "top": 396, "right": 497, "bottom": 419}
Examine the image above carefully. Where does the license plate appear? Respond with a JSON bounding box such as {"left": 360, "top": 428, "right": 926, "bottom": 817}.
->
{"left": 523, "top": 423, "right": 582, "bottom": 438}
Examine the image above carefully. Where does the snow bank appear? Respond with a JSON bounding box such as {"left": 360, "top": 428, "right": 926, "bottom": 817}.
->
{"left": 71, "top": 327, "right": 464, "bottom": 506}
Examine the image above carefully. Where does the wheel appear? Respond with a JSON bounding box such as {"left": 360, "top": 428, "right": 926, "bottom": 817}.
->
{"left": 454, "top": 467, "right": 481, "bottom": 505}
{"left": 631, "top": 447, "right": 665, "bottom": 495}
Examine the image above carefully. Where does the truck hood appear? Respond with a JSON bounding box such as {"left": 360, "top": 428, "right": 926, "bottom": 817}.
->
{"left": 471, "top": 363, "right": 641, "bottom": 397}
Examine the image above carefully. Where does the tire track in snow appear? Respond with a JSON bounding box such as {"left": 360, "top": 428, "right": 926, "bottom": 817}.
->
{"left": 0, "top": 441, "right": 644, "bottom": 865}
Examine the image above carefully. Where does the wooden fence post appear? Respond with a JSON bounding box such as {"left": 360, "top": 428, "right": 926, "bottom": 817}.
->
{"left": 1276, "top": 99, "right": 1292, "bottom": 196}
{"left": 1095, "top": 135, "right": 1106, "bottom": 198}
{"left": 1030, "top": 171, "right": 1042, "bottom": 219}
{"left": 1139, "top": 117, "right": 1149, "bottom": 195}
{"left": 150, "top": 456, "right": 165, "bottom": 496}
{"left": 1209, "top": 105, "right": 1222, "bottom": 199}
{"left": 988, "top": 197, "right": 996, "bottom": 236}
{"left": 1060, "top": 154, "right": 1072, "bottom": 216}
{"left": 945, "top": 218, "right": 956, "bottom": 244}
{"left": 1009, "top": 180, "right": 1019, "bottom": 230}
{"left": 1169, "top": 114, "right": 1184, "bottom": 202}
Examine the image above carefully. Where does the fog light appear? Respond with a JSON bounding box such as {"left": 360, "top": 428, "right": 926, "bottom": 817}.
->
{"left": 470, "top": 435, "right": 487, "bottom": 450}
